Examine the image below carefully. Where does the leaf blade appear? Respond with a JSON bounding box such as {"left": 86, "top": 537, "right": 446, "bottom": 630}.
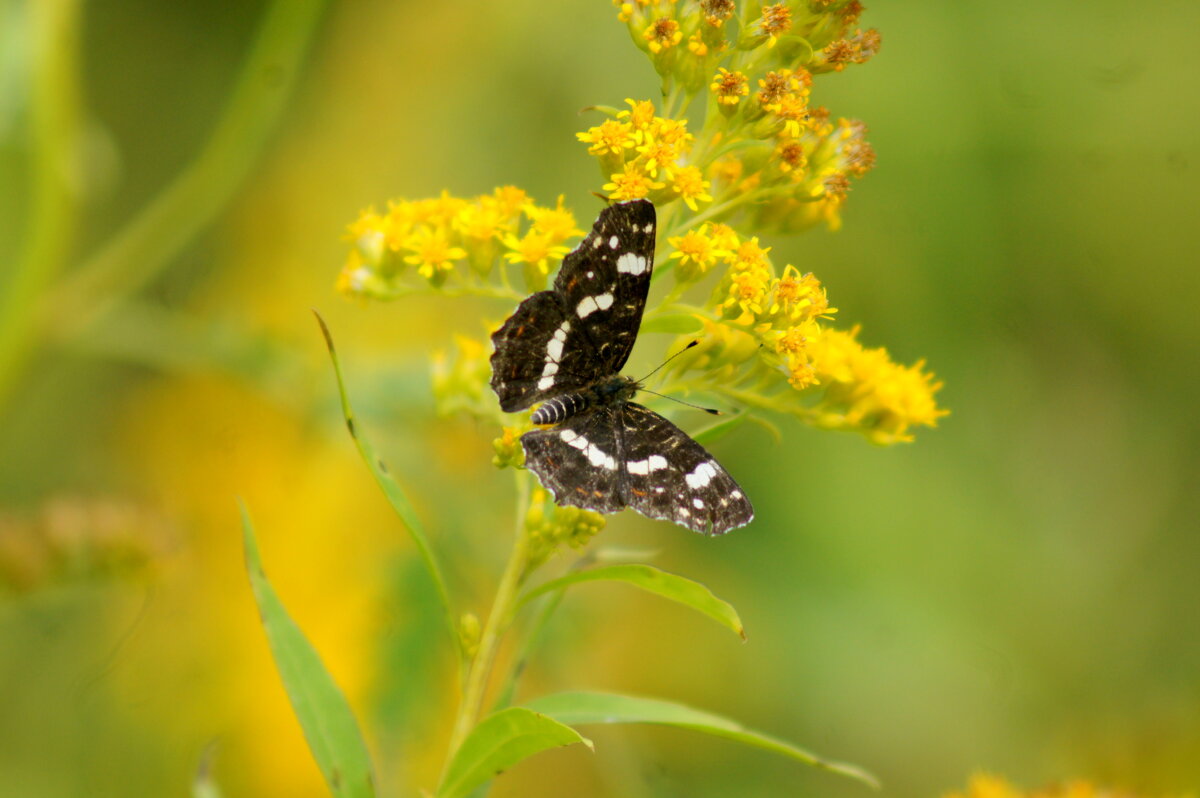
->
{"left": 524, "top": 691, "right": 879, "bottom": 790}
{"left": 313, "top": 310, "right": 459, "bottom": 657}
{"left": 519, "top": 563, "right": 745, "bottom": 640}
{"left": 241, "top": 504, "right": 376, "bottom": 798}
{"left": 436, "top": 707, "right": 592, "bottom": 798}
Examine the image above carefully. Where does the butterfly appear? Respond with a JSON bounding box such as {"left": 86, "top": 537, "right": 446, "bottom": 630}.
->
{"left": 489, "top": 199, "right": 753, "bottom": 535}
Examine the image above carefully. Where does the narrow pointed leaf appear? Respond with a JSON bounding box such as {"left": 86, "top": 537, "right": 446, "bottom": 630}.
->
{"left": 436, "top": 708, "right": 592, "bottom": 798}
{"left": 519, "top": 564, "right": 745, "bottom": 640}
{"left": 524, "top": 691, "right": 879, "bottom": 790}
{"left": 313, "top": 311, "right": 459, "bottom": 656}
{"left": 241, "top": 504, "right": 376, "bottom": 798}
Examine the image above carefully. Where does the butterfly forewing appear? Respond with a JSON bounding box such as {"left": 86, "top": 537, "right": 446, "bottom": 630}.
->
{"left": 618, "top": 403, "right": 754, "bottom": 535}
{"left": 489, "top": 200, "right": 654, "bottom": 411}
{"left": 551, "top": 200, "right": 656, "bottom": 374}
{"left": 521, "top": 407, "right": 626, "bottom": 514}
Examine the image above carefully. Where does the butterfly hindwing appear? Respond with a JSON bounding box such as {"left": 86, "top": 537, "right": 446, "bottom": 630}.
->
{"left": 552, "top": 199, "right": 656, "bottom": 374}
{"left": 521, "top": 406, "right": 626, "bottom": 514}
{"left": 618, "top": 403, "right": 754, "bottom": 535}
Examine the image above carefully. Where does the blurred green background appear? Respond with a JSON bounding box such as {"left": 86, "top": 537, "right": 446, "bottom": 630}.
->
{"left": 2, "top": 1, "right": 1198, "bottom": 796}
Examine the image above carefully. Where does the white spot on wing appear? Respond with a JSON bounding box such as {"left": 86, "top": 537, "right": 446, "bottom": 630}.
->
{"left": 693, "top": 498, "right": 705, "bottom": 509}
{"left": 566, "top": 433, "right": 589, "bottom": 450}
{"left": 537, "top": 375, "right": 555, "bottom": 390}
{"left": 648, "top": 455, "right": 668, "bottom": 471}
{"left": 584, "top": 444, "right": 616, "bottom": 470}
{"left": 540, "top": 361, "right": 558, "bottom": 377}
{"left": 644, "top": 223, "right": 654, "bottom": 233}
{"left": 627, "top": 460, "right": 650, "bottom": 476}
{"left": 609, "top": 235, "right": 619, "bottom": 248}
{"left": 592, "top": 236, "right": 603, "bottom": 248}
{"left": 616, "top": 252, "right": 647, "bottom": 275}
{"left": 546, "top": 337, "right": 564, "bottom": 361}
{"left": 559, "top": 429, "right": 577, "bottom": 443}
{"left": 685, "top": 461, "right": 719, "bottom": 489}
{"left": 595, "top": 292, "right": 613, "bottom": 310}
{"left": 576, "top": 296, "right": 599, "bottom": 317}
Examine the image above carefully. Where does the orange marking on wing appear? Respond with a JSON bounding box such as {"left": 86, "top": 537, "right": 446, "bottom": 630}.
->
{"left": 631, "top": 488, "right": 647, "bottom": 497}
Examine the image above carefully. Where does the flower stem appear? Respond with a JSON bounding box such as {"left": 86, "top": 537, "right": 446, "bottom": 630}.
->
{"left": 443, "top": 468, "right": 532, "bottom": 762}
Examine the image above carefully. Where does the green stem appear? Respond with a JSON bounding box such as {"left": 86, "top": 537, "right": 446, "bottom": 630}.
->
{"left": 0, "top": 0, "right": 81, "bottom": 412}
{"left": 443, "top": 469, "right": 532, "bottom": 763}
{"left": 37, "top": 0, "right": 329, "bottom": 343}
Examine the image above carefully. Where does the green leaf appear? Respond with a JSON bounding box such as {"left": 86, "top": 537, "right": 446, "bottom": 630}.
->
{"left": 241, "top": 504, "right": 377, "bottom": 798}
{"left": 690, "top": 411, "right": 749, "bottom": 446}
{"left": 640, "top": 313, "right": 704, "bottom": 335}
{"left": 524, "top": 691, "right": 880, "bottom": 790}
{"left": 518, "top": 564, "right": 745, "bottom": 640}
{"left": 436, "top": 708, "right": 592, "bottom": 798}
{"left": 313, "top": 311, "right": 459, "bottom": 657}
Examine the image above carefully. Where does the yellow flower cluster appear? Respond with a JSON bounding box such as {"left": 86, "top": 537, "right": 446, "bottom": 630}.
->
{"left": 808, "top": 326, "right": 947, "bottom": 444}
{"left": 577, "top": 100, "right": 713, "bottom": 211}
{"left": 523, "top": 488, "right": 606, "bottom": 574}
{"left": 655, "top": 222, "right": 944, "bottom": 445}
{"left": 337, "top": 188, "right": 583, "bottom": 298}
{"left": 944, "top": 773, "right": 1194, "bottom": 798}
{"left": 587, "top": 1, "right": 880, "bottom": 231}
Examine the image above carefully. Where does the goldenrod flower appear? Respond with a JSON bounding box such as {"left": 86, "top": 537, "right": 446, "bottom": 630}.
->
{"left": 719, "top": 261, "right": 773, "bottom": 324}
{"left": 701, "top": 0, "right": 735, "bottom": 27}
{"left": 617, "top": 98, "right": 657, "bottom": 133}
{"left": 576, "top": 118, "right": 637, "bottom": 156}
{"left": 525, "top": 194, "right": 583, "bottom": 243}
{"left": 774, "top": 138, "right": 807, "bottom": 177}
{"left": 732, "top": 236, "right": 771, "bottom": 270}
{"left": 454, "top": 201, "right": 508, "bottom": 242}
{"left": 668, "top": 223, "right": 730, "bottom": 281}
{"left": 771, "top": 266, "right": 835, "bottom": 321}
{"left": 492, "top": 185, "right": 530, "bottom": 218}
{"left": 808, "top": 326, "right": 947, "bottom": 444}
{"left": 643, "top": 18, "right": 682, "bottom": 54}
{"left": 668, "top": 165, "right": 713, "bottom": 211}
{"left": 707, "top": 222, "right": 740, "bottom": 253}
{"left": 403, "top": 226, "right": 466, "bottom": 281}
{"left": 501, "top": 230, "right": 569, "bottom": 277}
{"left": 711, "top": 67, "right": 749, "bottom": 106}
{"left": 758, "top": 4, "right": 793, "bottom": 48}
{"left": 603, "top": 162, "right": 665, "bottom": 200}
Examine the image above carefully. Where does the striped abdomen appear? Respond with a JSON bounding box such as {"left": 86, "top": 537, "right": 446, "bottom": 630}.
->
{"left": 531, "top": 392, "right": 591, "bottom": 425}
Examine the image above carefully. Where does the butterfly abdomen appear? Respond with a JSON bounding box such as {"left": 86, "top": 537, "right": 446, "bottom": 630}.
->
{"left": 531, "top": 392, "right": 589, "bottom": 425}
{"left": 531, "top": 376, "right": 639, "bottom": 426}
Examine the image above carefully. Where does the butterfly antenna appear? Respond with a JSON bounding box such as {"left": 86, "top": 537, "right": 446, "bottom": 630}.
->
{"left": 638, "top": 340, "right": 699, "bottom": 383}
{"left": 637, "top": 341, "right": 722, "bottom": 415}
{"left": 639, "top": 388, "right": 723, "bottom": 416}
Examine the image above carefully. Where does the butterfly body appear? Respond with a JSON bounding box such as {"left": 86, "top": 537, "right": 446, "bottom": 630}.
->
{"left": 490, "top": 199, "right": 754, "bottom": 535}
{"left": 531, "top": 375, "right": 639, "bottom": 426}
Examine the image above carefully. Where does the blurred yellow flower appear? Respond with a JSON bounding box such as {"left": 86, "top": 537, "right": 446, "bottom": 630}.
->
{"left": 403, "top": 226, "right": 467, "bottom": 280}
